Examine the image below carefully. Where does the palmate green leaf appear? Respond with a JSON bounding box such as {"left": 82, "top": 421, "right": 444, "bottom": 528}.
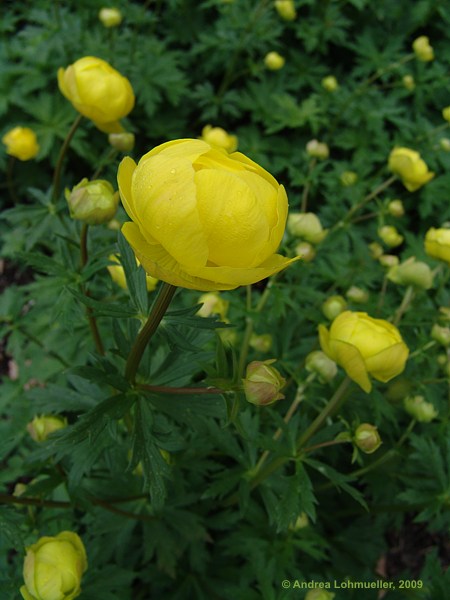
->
{"left": 273, "top": 463, "right": 317, "bottom": 532}
{"left": 27, "top": 383, "right": 97, "bottom": 412}
{"left": 68, "top": 288, "right": 137, "bottom": 318}
{"left": 0, "top": 507, "right": 25, "bottom": 552}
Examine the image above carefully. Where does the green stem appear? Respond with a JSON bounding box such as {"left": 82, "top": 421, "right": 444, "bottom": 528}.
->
{"left": 125, "top": 282, "right": 177, "bottom": 383}
{"left": 137, "top": 384, "right": 225, "bottom": 395}
{"left": 300, "top": 158, "right": 317, "bottom": 212}
{"left": 52, "top": 114, "right": 83, "bottom": 203}
{"left": 392, "top": 285, "right": 415, "bottom": 326}
{"left": 91, "top": 148, "right": 118, "bottom": 180}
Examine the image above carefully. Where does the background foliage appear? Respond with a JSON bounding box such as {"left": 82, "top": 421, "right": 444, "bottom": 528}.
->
{"left": 1, "top": 0, "right": 450, "bottom": 598}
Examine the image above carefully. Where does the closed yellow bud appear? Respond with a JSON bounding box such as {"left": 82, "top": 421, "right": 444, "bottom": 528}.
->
{"left": 264, "top": 51, "right": 285, "bottom": 70}
{"left": 118, "top": 139, "right": 297, "bottom": 291}
{"left": 440, "top": 138, "right": 450, "bottom": 152}
{"left": 402, "top": 75, "right": 415, "bottom": 91}
{"left": 107, "top": 254, "right": 158, "bottom": 291}
{"left": 2, "top": 126, "right": 39, "bottom": 161}
{"left": 379, "top": 254, "right": 399, "bottom": 268}
{"left": 321, "top": 75, "right": 338, "bottom": 92}
{"left": 27, "top": 415, "right": 67, "bottom": 442}
{"left": 108, "top": 132, "right": 135, "bottom": 152}
{"left": 339, "top": 170, "right": 358, "bottom": 186}
{"left": 294, "top": 241, "right": 316, "bottom": 262}
{"left": 387, "top": 257, "right": 433, "bottom": 289}
{"left": 368, "top": 242, "right": 383, "bottom": 259}
{"left": 412, "top": 36, "right": 434, "bottom": 62}
{"left": 354, "top": 423, "right": 382, "bottom": 454}
{"left": 319, "top": 311, "right": 409, "bottom": 393}
{"left": 345, "top": 286, "right": 369, "bottom": 304}
{"left": 378, "top": 225, "right": 404, "bottom": 248}
{"left": 249, "top": 333, "right": 273, "bottom": 353}
{"left": 58, "top": 56, "right": 134, "bottom": 133}
{"left": 98, "top": 7, "right": 122, "bottom": 27}
{"left": 305, "top": 350, "right": 337, "bottom": 383}
{"left": 66, "top": 178, "right": 119, "bottom": 225}
{"left": 404, "top": 395, "right": 438, "bottom": 422}
{"left": 287, "top": 212, "right": 327, "bottom": 244}
{"left": 200, "top": 125, "right": 238, "bottom": 153}
{"left": 388, "top": 147, "right": 434, "bottom": 192}
{"left": 306, "top": 139, "right": 329, "bottom": 160}
{"left": 321, "top": 295, "right": 347, "bottom": 321}
{"left": 424, "top": 227, "right": 450, "bottom": 265}
{"left": 387, "top": 199, "right": 404, "bottom": 217}
{"left": 243, "top": 359, "right": 286, "bottom": 406}
{"left": 289, "top": 512, "right": 309, "bottom": 531}
{"left": 275, "top": 0, "right": 297, "bottom": 21}
{"left": 20, "top": 531, "right": 87, "bottom": 600}
{"left": 197, "top": 292, "right": 229, "bottom": 320}
{"left": 442, "top": 106, "right": 450, "bottom": 122}
{"left": 431, "top": 324, "right": 450, "bottom": 347}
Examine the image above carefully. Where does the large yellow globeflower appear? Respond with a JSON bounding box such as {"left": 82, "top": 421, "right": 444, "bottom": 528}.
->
{"left": 58, "top": 56, "right": 135, "bottom": 133}
{"left": 319, "top": 311, "right": 409, "bottom": 393}
{"left": 118, "top": 139, "right": 297, "bottom": 291}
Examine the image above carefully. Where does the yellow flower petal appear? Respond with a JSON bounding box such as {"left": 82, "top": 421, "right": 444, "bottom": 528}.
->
{"left": 364, "top": 342, "right": 409, "bottom": 383}
{"left": 329, "top": 339, "right": 372, "bottom": 392}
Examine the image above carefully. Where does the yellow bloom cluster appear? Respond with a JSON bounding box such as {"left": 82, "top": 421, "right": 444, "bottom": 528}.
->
{"left": 2, "top": 126, "right": 39, "bottom": 160}
{"left": 388, "top": 147, "right": 434, "bottom": 191}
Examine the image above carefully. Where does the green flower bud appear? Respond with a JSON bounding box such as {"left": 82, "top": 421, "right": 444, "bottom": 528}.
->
{"left": 99, "top": 7, "right": 122, "bottom": 27}
{"left": 321, "top": 75, "right": 338, "bottom": 92}
{"left": 305, "top": 350, "right": 337, "bottom": 383}
{"left": 65, "top": 178, "right": 119, "bottom": 225}
{"left": 387, "top": 257, "right": 433, "bottom": 289}
{"left": 369, "top": 242, "right": 383, "bottom": 259}
{"left": 264, "top": 51, "right": 285, "bottom": 70}
{"left": 108, "top": 132, "right": 135, "bottom": 152}
{"left": 402, "top": 74, "right": 415, "bottom": 91}
{"left": 294, "top": 241, "right": 316, "bottom": 262}
{"left": 287, "top": 212, "right": 327, "bottom": 244}
{"left": 345, "top": 286, "right": 369, "bottom": 304}
{"left": 404, "top": 395, "right": 438, "bottom": 422}
{"left": 387, "top": 199, "right": 405, "bottom": 217}
{"left": 243, "top": 359, "right": 286, "bottom": 406}
{"left": 306, "top": 139, "right": 329, "bottom": 160}
{"left": 20, "top": 531, "right": 87, "bottom": 600}
{"left": 379, "top": 254, "right": 399, "bottom": 268}
{"left": 340, "top": 171, "right": 358, "bottom": 186}
{"left": 378, "top": 225, "right": 404, "bottom": 248}
{"left": 431, "top": 324, "right": 450, "bottom": 347}
{"left": 27, "top": 415, "right": 67, "bottom": 442}
{"left": 249, "top": 333, "right": 273, "bottom": 353}
{"left": 321, "top": 295, "right": 347, "bottom": 321}
{"left": 354, "top": 423, "right": 382, "bottom": 454}
{"left": 289, "top": 512, "right": 309, "bottom": 531}
{"left": 440, "top": 138, "right": 450, "bottom": 152}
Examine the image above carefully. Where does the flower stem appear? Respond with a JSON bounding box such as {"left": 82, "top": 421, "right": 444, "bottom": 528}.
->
{"left": 125, "top": 282, "right": 177, "bottom": 384}
{"left": 52, "top": 114, "right": 83, "bottom": 203}
{"left": 80, "top": 223, "right": 105, "bottom": 355}
{"left": 391, "top": 285, "right": 415, "bottom": 326}
{"left": 137, "top": 384, "right": 225, "bottom": 395}
{"left": 336, "top": 175, "right": 397, "bottom": 229}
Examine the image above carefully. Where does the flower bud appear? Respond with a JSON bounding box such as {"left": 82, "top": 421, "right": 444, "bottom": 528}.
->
{"left": 354, "top": 423, "right": 382, "bottom": 454}
{"left": 321, "top": 295, "right": 347, "bottom": 321}
{"left": 65, "top": 178, "right": 119, "bottom": 225}
{"left": 345, "top": 286, "right": 369, "bottom": 304}
{"left": 275, "top": 0, "right": 297, "bottom": 21}
{"left": 306, "top": 139, "right": 329, "bottom": 160}
{"left": 197, "top": 292, "right": 229, "bottom": 320}
{"left": 14, "top": 483, "right": 27, "bottom": 498}
{"left": 249, "top": 333, "right": 273, "bottom": 353}
{"left": 20, "top": 531, "right": 87, "bottom": 600}
{"left": 305, "top": 590, "right": 335, "bottom": 600}
{"left": 387, "top": 199, "right": 405, "bottom": 217}
{"left": 287, "top": 212, "right": 327, "bottom": 244}
{"left": 431, "top": 324, "right": 450, "bottom": 347}
{"left": 387, "top": 257, "right": 433, "bottom": 289}
{"left": 404, "top": 395, "right": 438, "bottom": 422}
{"left": 379, "top": 254, "right": 399, "bottom": 268}
{"left": 27, "top": 415, "right": 67, "bottom": 442}
{"left": 369, "top": 241, "right": 383, "bottom": 259}
{"left": 321, "top": 75, "right": 338, "bottom": 92}
{"left": 108, "top": 132, "right": 135, "bottom": 152}
{"left": 107, "top": 255, "right": 158, "bottom": 291}
{"left": 2, "top": 126, "right": 39, "bottom": 161}
{"left": 339, "top": 170, "right": 358, "bottom": 186}
{"left": 289, "top": 512, "right": 309, "bottom": 531}
{"left": 243, "top": 359, "right": 286, "bottom": 406}
{"left": 424, "top": 227, "right": 450, "bottom": 265}
{"left": 294, "top": 241, "right": 316, "bottom": 262}
{"left": 99, "top": 7, "right": 122, "bottom": 27}
{"left": 264, "top": 51, "right": 285, "bottom": 70}
{"left": 200, "top": 125, "right": 238, "bottom": 153}
{"left": 442, "top": 106, "right": 450, "bottom": 122}
{"left": 388, "top": 147, "right": 434, "bottom": 192}
{"left": 402, "top": 74, "right": 415, "bottom": 91}
{"left": 378, "top": 225, "right": 404, "bottom": 248}
{"left": 305, "top": 350, "right": 337, "bottom": 383}
{"left": 412, "top": 36, "right": 434, "bottom": 62}
{"left": 440, "top": 138, "right": 450, "bottom": 152}
{"left": 218, "top": 326, "right": 238, "bottom": 346}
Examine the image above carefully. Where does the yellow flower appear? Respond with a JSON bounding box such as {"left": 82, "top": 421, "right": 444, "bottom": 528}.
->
{"left": 442, "top": 106, "right": 450, "bottom": 122}
{"left": 27, "top": 415, "right": 67, "bottom": 442}
{"left": 321, "top": 75, "right": 338, "bottom": 92}
{"left": 98, "top": 7, "right": 122, "bottom": 27}
{"left": 378, "top": 225, "right": 403, "bottom": 248}
{"left": 107, "top": 254, "right": 158, "bottom": 291}
{"left": 274, "top": 0, "right": 296, "bottom": 21}
{"left": 2, "top": 126, "right": 39, "bottom": 161}
{"left": 200, "top": 125, "right": 238, "bottom": 153}
{"left": 319, "top": 311, "right": 409, "bottom": 393}
{"left": 65, "top": 178, "right": 119, "bottom": 225}
{"left": 264, "top": 51, "right": 285, "bottom": 70}
{"left": 20, "top": 531, "right": 87, "bottom": 600}
{"left": 388, "top": 147, "right": 434, "bottom": 192}
{"left": 58, "top": 56, "right": 135, "bottom": 133}
{"left": 118, "top": 139, "right": 297, "bottom": 291}
{"left": 412, "top": 36, "right": 434, "bottom": 62}
{"left": 424, "top": 227, "right": 450, "bottom": 265}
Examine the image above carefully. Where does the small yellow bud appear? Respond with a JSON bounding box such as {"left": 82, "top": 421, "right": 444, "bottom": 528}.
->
{"left": 14, "top": 483, "right": 27, "bottom": 498}
{"left": 369, "top": 241, "right": 384, "bottom": 259}
{"left": 243, "top": 359, "right": 286, "bottom": 406}
{"left": 404, "top": 395, "right": 438, "bottom": 422}
{"left": 305, "top": 350, "right": 338, "bottom": 383}
{"left": 424, "top": 227, "right": 450, "bottom": 265}
{"left": 387, "top": 257, "right": 433, "bottom": 289}
{"left": 249, "top": 333, "right": 273, "bottom": 353}
{"left": 321, "top": 295, "right": 347, "bottom": 321}
{"left": 339, "top": 170, "right": 358, "bottom": 186}
{"left": 321, "top": 75, "right": 339, "bottom": 92}
{"left": 287, "top": 212, "right": 327, "bottom": 244}
{"left": 378, "top": 225, "right": 404, "bottom": 248}
{"left": 197, "top": 292, "right": 229, "bottom": 320}
{"left": 412, "top": 36, "right": 434, "bottom": 62}
{"left": 274, "top": 0, "right": 297, "bottom": 21}
{"left": 2, "top": 126, "right": 39, "bottom": 161}
{"left": 27, "top": 415, "right": 67, "bottom": 442}
{"left": 264, "top": 51, "right": 285, "bottom": 70}
{"left": 289, "top": 512, "right": 309, "bottom": 531}
{"left": 306, "top": 139, "right": 330, "bottom": 160}
{"left": 200, "top": 125, "right": 238, "bottom": 153}
{"left": 354, "top": 423, "right": 382, "bottom": 454}
{"left": 402, "top": 74, "right": 415, "bottom": 91}
{"left": 440, "top": 138, "right": 450, "bottom": 152}
{"left": 107, "top": 254, "right": 158, "bottom": 291}
{"left": 388, "top": 147, "right": 434, "bottom": 192}
{"left": 431, "top": 324, "right": 450, "bottom": 347}
{"left": 442, "top": 106, "right": 450, "bottom": 122}
{"left": 99, "top": 7, "right": 122, "bottom": 27}
{"left": 379, "top": 254, "right": 400, "bottom": 268}
{"left": 345, "top": 286, "right": 369, "bottom": 304}
{"left": 108, "top": 132, "right": 135, "bottom": 152}
{"left": 65, "top": 178, "right": 119, "bottom": 225}
{"left": 294, "top": 241, "right": 316, "bottom": 262}
{"left": 387, "top": 199, "right": 405, "bottom": 217}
